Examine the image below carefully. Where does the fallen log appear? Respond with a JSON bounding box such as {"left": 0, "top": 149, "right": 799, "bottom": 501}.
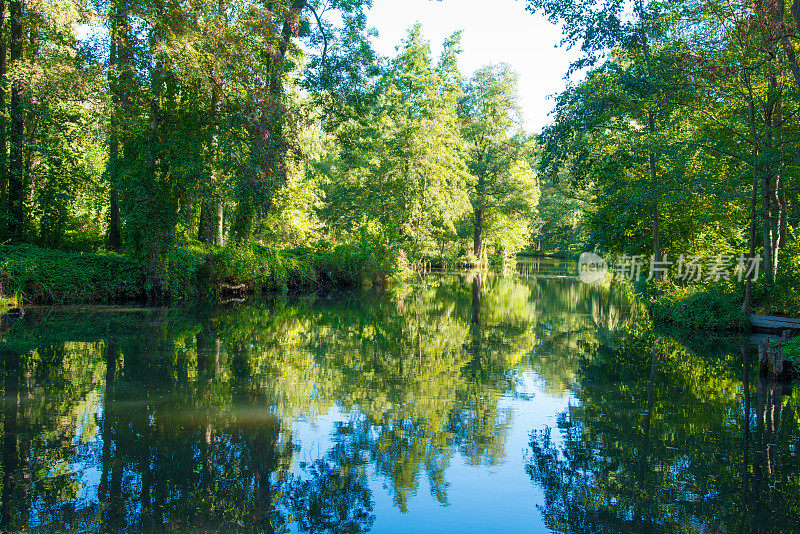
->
{"left": 750, "top": 314, "right": 800, "bottom": 332}
{"left": 219, "top": 285, "right": 251, "bottom": 299}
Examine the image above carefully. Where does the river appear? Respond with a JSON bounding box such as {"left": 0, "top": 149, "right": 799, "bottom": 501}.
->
{"left": 0, "top": 264, "right": 798, "bottom": 532}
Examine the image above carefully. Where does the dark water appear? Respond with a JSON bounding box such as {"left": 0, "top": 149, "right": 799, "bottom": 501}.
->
{"left": 0, "top": 270, "right": 798, "bottom": 533}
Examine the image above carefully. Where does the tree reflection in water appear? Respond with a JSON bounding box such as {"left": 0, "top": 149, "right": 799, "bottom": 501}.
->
{"left": 0, "top": 271, "right": 797, "bottom": 532}
{"left": 527, "top": 318, "right": 800, "bottom": 533}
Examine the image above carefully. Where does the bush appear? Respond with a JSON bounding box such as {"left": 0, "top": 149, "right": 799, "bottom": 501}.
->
{"left": 312, "top": 231, "right": 400, "bottom": 288}
{"left": 0, "top": 238, "right": 403, "bottom": 305}
{"left": 206, "top": 244, "right": 317, "bottom": 295}
{"left": 165, "top": 245, "right": 208, "bottom": 301}
{"left": 650, "top": 281, "right": 749, "bottom": 331}
{"left": 0, "top": 244, "right": 143, "bottom": 304}
{"left": 783, "top": 336, "right": 800, "bottom": 362}
{"left": 751, "top": 236, "right": 800, "bottom": 317}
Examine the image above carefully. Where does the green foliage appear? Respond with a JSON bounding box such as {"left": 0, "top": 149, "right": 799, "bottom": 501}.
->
{"left": 4, "top": 1, "right": 544, "bottom": 296}
{"left": 0, "top": 244, "right": 142, "bottom": 304}
{"left": 0, "top": 242, "right": 395, "bottom": 305}
{"left": 752, "top": 234, "right": 800, "bottom": 317}
{"left": 650, "top": 281, "right": 749, "bottom": 331}
{"left": 162, "top": 245, "right": 209, "bottom": 301}
{"left": 207, "top": 244, "right": 316, "bottom": 294}
{"left": 783, "top": 336, "right": 800, "bottom": 362}
{"left": 13, "top": 0, "right": 800, "bottom": 325}
{"left": 529, "top": 0, "right": 800, "bottom": 319}
{"left": 0, "top": 0, "right": 109, "bottom": 246}
{"left": 460, "top": 65, "right": 540, "bottom": 259}
{"left": 529, "top": 174, "right": 590, "bottom": 257}
{"left": 313, "top": 230, "right": 400, "bottom": 288}
{"left": 319, "top": 25, "right": 472, "bottom": 264}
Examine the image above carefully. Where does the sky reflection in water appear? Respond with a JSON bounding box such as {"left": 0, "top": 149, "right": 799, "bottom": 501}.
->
{"left": 0, "top": 267, "right": 798, "bottom": 533}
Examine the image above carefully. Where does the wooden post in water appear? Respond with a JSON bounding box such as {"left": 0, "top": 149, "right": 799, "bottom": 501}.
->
{"left": 758, "top": 333, "right": 795, "bottom": 380}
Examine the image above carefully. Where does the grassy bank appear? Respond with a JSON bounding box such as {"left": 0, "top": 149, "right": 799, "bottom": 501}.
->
{"left": 0, "top": 242, "right": 397, "bottom": 305}
{"left": 647, "top": 271, "right": 800, "bottom": 331}
{"left": 648, "top": 282, "right": 750, "bottom": 331}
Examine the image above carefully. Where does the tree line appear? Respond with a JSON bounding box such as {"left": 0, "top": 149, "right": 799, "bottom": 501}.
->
{"left": 0, "top": 0, "right": 539, "bottom": 293}
{"left": 2, "top": 0, "right": 798, "bottom": 313}
{"left": 528, "top": 0, "right": 800, "bottom": 313}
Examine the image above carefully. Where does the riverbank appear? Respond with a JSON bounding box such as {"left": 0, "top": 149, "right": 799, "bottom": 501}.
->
{"left": 4, "top": 245, "right": 798, "bottom": 330}
{"left": 0, "top": 243, "right": 396, "bottom": 305}
{"left": 648, "top": 283, "right": 751, "bottom": 331}
{"left": 646, "top": 275, "right": 800, "bottom": 331}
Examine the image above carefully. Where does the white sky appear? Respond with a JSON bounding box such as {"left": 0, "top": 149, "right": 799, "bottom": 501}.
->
{"left": 365, "top": 0, "right": 580, "bottom": 133}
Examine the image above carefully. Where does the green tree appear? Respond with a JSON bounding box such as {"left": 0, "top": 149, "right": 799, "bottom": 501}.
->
{"left": 320, "top": 25, "right": 470, "bottom": 263}
{"left": 459, "top": 64, "right": 539, "bottom": 263}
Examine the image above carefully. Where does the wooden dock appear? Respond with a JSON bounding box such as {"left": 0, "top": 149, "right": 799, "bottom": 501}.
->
{"left": 750, "top": 314, "right": 800, "bottom": 332}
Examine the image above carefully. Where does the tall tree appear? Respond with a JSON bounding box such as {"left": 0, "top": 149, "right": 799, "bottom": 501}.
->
{"left": 7, "top": 0, "right": 23, "bottom": 240}
{"left": 459, "top": 64, "right": 539, "bottom": 263}
{"left": 320, "top": 26, "right": 470, "bottom": 261}
{"left": 105, "top": 0, "right": 133, "bottom": 250}
{"left": 0, "top": 0, "right": 6, "bottom": 224}
{"left": 679, "top": 0, "right": 800, "bottom": 305}
{"left": 527, "top": 0, "right": 685, "bottom": 277}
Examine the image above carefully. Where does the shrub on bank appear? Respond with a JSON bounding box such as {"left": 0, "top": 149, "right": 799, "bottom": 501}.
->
{"left": 649, "top": 281, "right": 749, "bottom": 331}
{"left": 0, "top": 241, "right": 397, "bottom": 305}
{"left": 312, "top": 230, "right": 402, "bottom": 288}
{"left": 206, "top": 245, "right": 317, "bottom": 295}
{"left": 313, "top": 242, "right": 395, "bottom": 287}
{"left": 0, "top": 244, "right": 142, "bottom": 304}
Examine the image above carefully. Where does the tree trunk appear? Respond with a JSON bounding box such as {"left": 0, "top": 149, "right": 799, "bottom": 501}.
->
{"left": 106, "top": 0, "right": 130, "bottom": 251}
{"left": 24, "top": 28, "right": 39, "bottom": 224}
{"left": 777, "top": 180, "right": 787, "bottom": 272}
{"left": 473, "top": 207, "right": 483, "bottom": 264}
{"left": 647, "top": 111, "right": 660, "bottom": 280}
{"left": 742, "top": 96, "right": 760, "bottom": 314}
{"left": 232, "top": 0, "right": 305, "bottom": 244}
{"left": 0, "top": 0, "right": 6, "bottom": 220}
{"left": 472, "top": 168, "right": 485, "bottom": 265}
{"left": 762, "top": 172, "right": 774, "bottom": 284}
{"left": 769, "top": 62, "right": 784, "bottom": 281}
{"left": 742, "top": 170, "right": 759, "bottom": 314}
{"left": 108, "top": 188, "right": 121, "bottom": 249}
{"left": 771, "top": 176, "right": 784, "bottom": 278}
{"left": 761, "top": 6, "right": 782, "bottom": 284}
{"left": 231, "top": 196, "right": 254, "bottom": 244}
{"left": 216, "top": 200, "right": 224, "bottom": 246}
{"left": 199, "top": 83, "right": 221, "bottom": 244}
{"left": 7, "top": 0, "right": 23, "bottom": 240}
{"left": 213, "top": 1, "right": 226, "bottom": 247}
{"left": 270, "top": 0, "right": 307, "bottom": 96}
{"left": 198, "top": 202, "right": 214, "bottom": 243}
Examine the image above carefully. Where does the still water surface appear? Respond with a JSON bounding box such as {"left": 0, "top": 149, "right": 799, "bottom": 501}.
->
{"left": 1, "top": 267, "right": 798, "bottom": 532}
